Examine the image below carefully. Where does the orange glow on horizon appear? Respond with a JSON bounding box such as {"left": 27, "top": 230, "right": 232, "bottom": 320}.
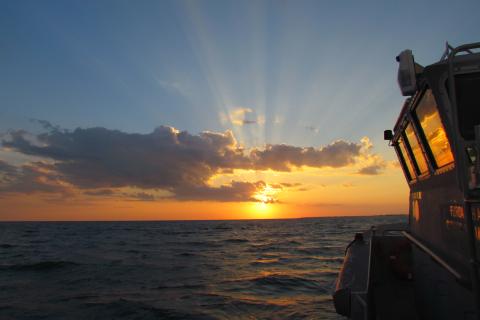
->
{"left": 0, "top": 192, "right": 407, "bottom": 221}
{"left": 0, "top": 160, "right": 409, "bottom": 221}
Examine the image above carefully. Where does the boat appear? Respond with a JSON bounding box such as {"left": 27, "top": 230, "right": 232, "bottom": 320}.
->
{"left": 333, "top": 42, "right": 480, "bottom": 319}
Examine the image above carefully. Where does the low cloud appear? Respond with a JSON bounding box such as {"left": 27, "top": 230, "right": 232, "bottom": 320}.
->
{"left": 83, "top": 189, "right": 116, "bottom": 197}
{"left": 0, "top": 160, "right": 72, "bottom": 196}
{"left": 1, "top": 124, "right": 375, "bottom": 202}
{"left": 174, "top": 180, "right": 267, "bottom": 202}
{"left": 357, "top": 164, "right": 386, "bottom": 175}
{"left": 250, "top": 141, "right": 361, "bottom": 171}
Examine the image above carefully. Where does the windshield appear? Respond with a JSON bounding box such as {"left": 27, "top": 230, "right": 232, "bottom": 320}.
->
{"left": 415, "top": 89, "right": 454, "bottom": 168}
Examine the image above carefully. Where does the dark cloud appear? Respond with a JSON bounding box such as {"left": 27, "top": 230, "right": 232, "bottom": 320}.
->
{"left": 0, "top": 160, "right": 71, "bottom": 196}
{"left": 249, "top": 141, "right": 361, "bottom": 171}
{"left": 0, "top": 160, "right": 17, "bottom": 177}
{"left": 130, "top": 192, "right": 156, "bottom": 202}
{"left": 173, "top": 180, "right": 267, "bottom": 202}
{"left": 269, "top": 182, "right": 303, "bottom": 189}
{"left": 30, "top": 119, "right": 62, "bottom": 131}
{"left": 83, "top": 189, "right": 116, "bottom": 196}
{"left": 357, "top": 164, "right": 386, "bottom": 175}
{"left": 2, "top": 126, "right": 248, "bottom": 190}
{"left": 1, "top": 125, "right": 367, "bottom": 201}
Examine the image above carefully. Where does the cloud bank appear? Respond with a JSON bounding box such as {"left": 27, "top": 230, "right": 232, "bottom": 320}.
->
{"left": 0, "top": 124, "right": 373, "bottom": 202}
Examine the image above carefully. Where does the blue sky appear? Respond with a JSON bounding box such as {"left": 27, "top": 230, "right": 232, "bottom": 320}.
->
{"left": 2, "top": 0, "right": 478, "bottom": 150}
{"left": 0, "top": 0, "right": 479, "bottom": 219}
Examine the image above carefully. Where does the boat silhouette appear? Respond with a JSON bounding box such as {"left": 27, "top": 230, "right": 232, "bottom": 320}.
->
{"left": 333, "top": 42, "right": 480, "bottom": 320}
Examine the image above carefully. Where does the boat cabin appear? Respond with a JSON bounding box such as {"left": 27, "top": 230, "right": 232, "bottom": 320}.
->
{"left": 333, "top": 42, "right": 480, "bottom": 320}
{"left": 390, "top": 44, "right": 480, "bottom": 269}
{"left": 386, "top": 42, "right": 480, "bottom": 319}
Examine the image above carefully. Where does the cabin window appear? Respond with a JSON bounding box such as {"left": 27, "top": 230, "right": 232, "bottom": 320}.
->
{"left": 455, "top": 72, "right": 480, "bottom": 140}
{"left": 405, "top": 123, "right": 429, "bottom": 175}
{"left": 415, "top": 89, "right": 454, "bottom": 168}
{"left": 397, "top": 137, "right": 416, "bottom": 180}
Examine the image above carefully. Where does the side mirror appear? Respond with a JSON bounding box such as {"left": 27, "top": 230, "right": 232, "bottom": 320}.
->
{"left": 384, "top": 130, "right": 393, "bottom": 141}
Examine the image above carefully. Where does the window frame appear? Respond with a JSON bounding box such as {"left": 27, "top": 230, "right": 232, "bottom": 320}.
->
{"left": 403, "top": 123, "right": 430, "bottom": 177}
{"left": 443, "top": 70, "right": 480, "bottom": 141}
{"left": 395, "top": 135, "right": 417, "bottom": 182}
{"left": 411, "top": 87, "right": 455, "bottom": 170}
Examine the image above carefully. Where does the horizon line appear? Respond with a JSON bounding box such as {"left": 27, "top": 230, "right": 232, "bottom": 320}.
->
{"left": 0, "top": 213, "right": 407, "bottom": 223}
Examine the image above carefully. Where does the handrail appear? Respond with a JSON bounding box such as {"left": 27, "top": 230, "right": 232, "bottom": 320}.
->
{"left": 401, "top": 231, "right": 462, "bottom": 280}
{"left": 381, "top": 227, "right": 408, "bottom": 236}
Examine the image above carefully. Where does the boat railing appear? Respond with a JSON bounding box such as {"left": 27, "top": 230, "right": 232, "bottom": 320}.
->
{"left": 401, "top": 231, "right": 463, "bottom": 281}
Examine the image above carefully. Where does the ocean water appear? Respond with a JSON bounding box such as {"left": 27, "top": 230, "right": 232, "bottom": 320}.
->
{"left": 0, "top": 215, "right": 405, "bottom": 320}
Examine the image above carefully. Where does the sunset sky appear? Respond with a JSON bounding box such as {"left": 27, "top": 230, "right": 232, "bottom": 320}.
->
{"left": 1, "top": 0, "right": 479, "bottom": 220}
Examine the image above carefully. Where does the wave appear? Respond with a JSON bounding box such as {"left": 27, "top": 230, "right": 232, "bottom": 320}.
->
{"left": 156, "top": 283, "right": 206, "bottom": 290}
{"left": 199, "top": 295, "right": 288, "bottom": 315}
{"left": 214, "top": 225, "right": 232, "bottom": 231}
{"left": 176, "top": 252, "right": 202, "bottom": 257}
{"left": 223, "top": 238, "right": 249, "bottom": 244}
{"left": 226, "top": 274, "right": 329, "bottom": 294}
{"left": 246, "top": 244, "right": 285, "bottom": 252}
{"left": 252, "top": 274, "right": 322, "bottom": 289}
{"left": 250, "top": 258, "right": 281, "bottom": 266}
{"left": 315, "top": 256, "right": 344, "bottom": 263}
{"left": 81, "top": 299, "right": 215, "bottom": 320}
{"left": 1, "top": 260, "right": 80, "bottom": 271}
{"left": 0, "top": 244, "right": 15, "bottom": 249}
{"left": 295, "top": 246, "right": 343, "bottom": 255}
{"left": 183, "top": 241, "right": 222, "bottom": 248}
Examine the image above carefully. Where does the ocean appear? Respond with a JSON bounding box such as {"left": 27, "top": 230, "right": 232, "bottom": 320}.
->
{"left": 0, "top": 215, "right": 405, "bottom": 319}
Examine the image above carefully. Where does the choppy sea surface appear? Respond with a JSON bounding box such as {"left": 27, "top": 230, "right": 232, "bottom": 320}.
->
{"left": 0, "top": 215, "right": 405, "bottom": 320}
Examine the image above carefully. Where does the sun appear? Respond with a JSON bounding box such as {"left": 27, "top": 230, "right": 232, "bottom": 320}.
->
{"left": 251, "top": 201, "right": 271, "bottom": 217}
{"left": 250, "top": 184, "right": 278, "bottom": 218}
{"left": 253, "top": 184, "right": 277, "bottom": 203}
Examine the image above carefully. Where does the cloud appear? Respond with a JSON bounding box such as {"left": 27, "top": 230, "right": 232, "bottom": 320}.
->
{"left": 83, "top": 189, "right": 116, "bottom": 196}
{"left": 0, "top": 160, "right": 72, "bottom": 196}
{"left": 269, "top": 182, "right": 302, "bottom": 189}
{"left": 273, "top": 115, "right": 284, "bottom": 125}
{"left": 0, "top": 160, "right": 17, "bottom": 177}
{"left": 249, "top": 141, "right": 361, "bottom": 171}
{"left": 221, "top": 107, "right": 265, "bottom": 126}
{"left": 342, "top": 183, "right": 355, "bottom": 188}
{"left": 305, "top": 125, "right": 319, "bottom": 134}
{"left": 174, "top": 180, "right": 267, "bottom": 202}
{"left": 355, "top": 136, "right": 387, "bottom": 175}
{"left": 357, "top": 164, "right": 386, "bottom": 175}
{"left": 130, "top": 192, "right": 156, "bottom": 202}
{"left": 1, "top": 124, "right": 371, "bottom": 202}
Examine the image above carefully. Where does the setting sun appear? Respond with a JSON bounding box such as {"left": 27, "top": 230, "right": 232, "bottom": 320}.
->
{"left": 251, "top": 201, "right": 274, "bottom": 219}
{"left": 253, "top": 184, "right": 278, "bottom": 204}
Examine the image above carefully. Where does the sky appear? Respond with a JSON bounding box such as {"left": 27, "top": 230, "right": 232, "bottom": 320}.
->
{"left": 0, "top": 0, "right": 479, "bottom": 220}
